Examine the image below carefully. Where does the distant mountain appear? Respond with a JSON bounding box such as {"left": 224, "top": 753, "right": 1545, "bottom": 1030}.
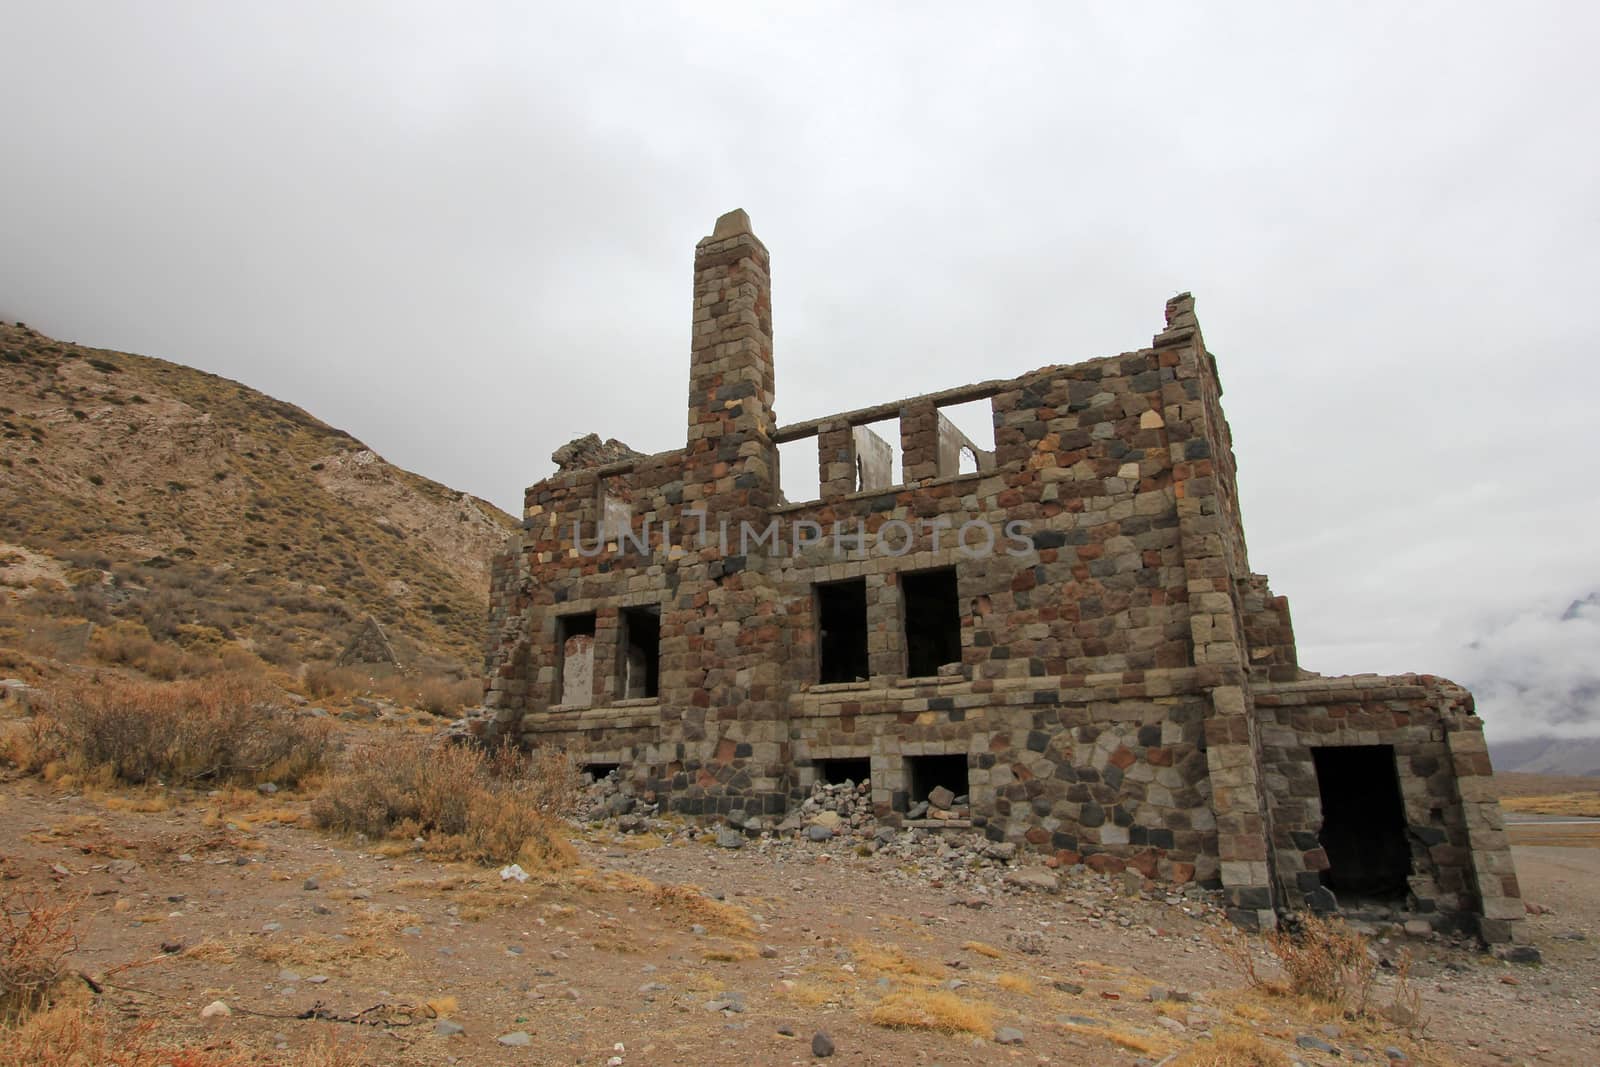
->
{"left": 0, "top": 322, "right": 515, "bottom": 668}
{"left": 1491, "top": 736, "right": 1600, "bottom": 778}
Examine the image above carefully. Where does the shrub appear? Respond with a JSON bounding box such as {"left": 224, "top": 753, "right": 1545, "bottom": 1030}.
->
{"left": 1218, "top": 913, "right": 1419, "bottom": 1025}
{"left": 0, "top": 891, "right": 78, "bottom": 1022}
{"left": 414, "top": 675, "right": 481, "bottom": 716}
{"left": 312, "top": 741, "right": 577, "bottom": 867}
{"left": 24, "top": 675, "right": 331, "bottom": 787}
{"left": 302, "top": 662, "right": 369, "bottom": 702}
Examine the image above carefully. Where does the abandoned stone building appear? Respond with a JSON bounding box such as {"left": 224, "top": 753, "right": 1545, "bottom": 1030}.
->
{"left": 481, "top": 210, "right": 1523, "bottom": 941}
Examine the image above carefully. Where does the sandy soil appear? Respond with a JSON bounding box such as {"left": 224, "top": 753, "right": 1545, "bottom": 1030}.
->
{"left": 2, "top": 774, "right": 1597, "bottom": 1067}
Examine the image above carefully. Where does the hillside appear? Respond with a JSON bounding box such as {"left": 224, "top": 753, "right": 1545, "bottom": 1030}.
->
{"left": 0, "top": 321, "right": 515, "bottom": 670}
{"left": 1492, "top": 736, "right": 1600, "bottom": 778}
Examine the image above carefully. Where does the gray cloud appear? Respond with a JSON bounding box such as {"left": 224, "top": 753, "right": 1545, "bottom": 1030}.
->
{"left": 3, "top": 3, "right": 1596, "bottom": 738}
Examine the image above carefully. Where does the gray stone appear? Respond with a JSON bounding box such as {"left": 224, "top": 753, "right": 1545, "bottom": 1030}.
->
{"left": 716, "top": 828, "right": 745, "bottom": 849}
{"left": 1295, "top": 1034, "right": 1339, "bottom": 1054}
{"left": 436, "top": 1020, "right": 465, "bottom": 1036}
{"left": 1494, "top": 944, "right": 1542, "bottom": 964}
{"left": 908, "top": 801, "right": 929, "bottom": 819}
{"left": 928, "top": 785, "right": 956, "bottom": 810}
{"left": 995, "top": 1026, "right": 1025, "bottom": 1045}
{"left": 1004, "top": 868, "right": 1059, "bottom": 893}
{"left": 497, "top": 1030, "right": 532, "bottom": 1046}
{"left": 811, "top": 1030, "right": 835, "bottom": 1057}
{"left": 806, "top": 824, "right": 833, "bottom": 842}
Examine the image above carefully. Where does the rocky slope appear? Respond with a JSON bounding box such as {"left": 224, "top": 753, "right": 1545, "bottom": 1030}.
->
{"left": 0, "top": 322, "right": 515, "bottom": 667}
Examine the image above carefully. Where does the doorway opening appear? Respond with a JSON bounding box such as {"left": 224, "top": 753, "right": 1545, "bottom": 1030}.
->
{"left": 818, "top": 757, "right": 871, "bottom": 787}
{"left": 1312, "top": 745, "right": 1413, "bottom": 901}
{"left": 905, "top": 753, "right": 969, "bottom": 805}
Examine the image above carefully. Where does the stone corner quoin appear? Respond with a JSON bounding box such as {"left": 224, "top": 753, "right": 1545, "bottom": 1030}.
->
{"left": 477, "top": 209, "right": 1523, "bottom": 944}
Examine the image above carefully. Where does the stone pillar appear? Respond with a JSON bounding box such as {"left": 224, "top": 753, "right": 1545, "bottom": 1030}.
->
{"left": 817, "top": 420, "right": 856, "bottom": 498}
{"left": 686, "top": 208, "right": 777, "bottom": 514}
{"left": 899, "top": 398, "right": 939, "bottom": 485}
{"left": 1156, "top": 291, "right": 1277, "bottom": 928}
{"left": 1444, "top": 713, "right": 1526, "bottom": 946}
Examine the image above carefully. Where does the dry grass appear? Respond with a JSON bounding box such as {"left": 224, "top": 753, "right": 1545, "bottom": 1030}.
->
{"left": 646, "top": 881, "right": 756, "bottom": 938}
{"left": 251, "top": 931, "right": 402, "bottom": 968}
{"left": 1501, "top": 791, "right": 1600, "bottom": 817}
{"left": 995, "top": 972, "right": 1035, "bottom": 995}
{"left": 1218, "top": 915, "right": 1424, "bottom": 1030}
{"left": 961, "top": 939, "right": 1003, "bottom": 959}
{"left": 853, "top": 940, "right": 946, "bottom": 980}
{"left": 868, "top": 989, "right": 996, "bottom": 1036}
{"left": 701, "top": 941, "right": 760, "bottom": 962}
{"left": 9, "top": 674, "right": 330, "bottom": 788}
{"left": 311, "top": 739, "right": 577, "bottom": 867}
{"left": 1169, "top": 1030, "right": 1289, "bottom": 1066}
{"left": 1055, "top": 1019, "right": 1170, "bottom": 1055}
{"left": 179, "top": 938, "right": 239, "bottom": 964}
{"left": 1494, "top": 772, "right": 1600, "bottom": 798}
{"left": 301, "top": 663, "right": 372, "bottom": 703}
{"left": 0, "top": 994, "right": 368, "bottom": 1066}
{"left": 776, "top": 979, "right": 842, "bottom": 1008}
{"left": 0, "top": 890, "right": 79, "bottom": 1022}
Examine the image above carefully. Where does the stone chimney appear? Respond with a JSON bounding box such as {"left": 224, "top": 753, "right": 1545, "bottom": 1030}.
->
{"left": 685, "top": 209, "right": 777, "bottom": 511}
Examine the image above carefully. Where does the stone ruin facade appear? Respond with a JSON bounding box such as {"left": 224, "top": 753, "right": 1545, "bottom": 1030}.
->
{"left": 483, "top": 209, "right": 1524, "bottom": 942}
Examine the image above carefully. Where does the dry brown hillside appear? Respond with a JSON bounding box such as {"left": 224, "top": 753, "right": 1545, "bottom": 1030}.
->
{"left": 0, "top": 321, "right": 515, "bottom": 670}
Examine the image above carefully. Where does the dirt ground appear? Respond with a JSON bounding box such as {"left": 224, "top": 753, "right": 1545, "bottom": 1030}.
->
{"left": 2, "top": 774, "right": 1597, "bottom": 1067}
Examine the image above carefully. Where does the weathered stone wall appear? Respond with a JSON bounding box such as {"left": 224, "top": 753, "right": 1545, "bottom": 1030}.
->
{"left": 1257, "top": 675, "right": 1523, "bottom": 940}
{"left": 480, "top": 209, "right": 1522, "bottom": 941}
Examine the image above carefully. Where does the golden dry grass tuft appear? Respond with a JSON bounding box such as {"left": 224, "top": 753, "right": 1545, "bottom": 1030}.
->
{"left": 961, "top": 939, "right": 1003, "bottom": 959}
{"left": 1500, "top": 791, "right": 1600, "bottom": 818}
{"left": 0, "top": 993, "right": 369, "bottom": 1066}
{"left": 647, "top": 882, "right": 756, "bottom": 938}
{"left": 1169, "top": 1030, "right": 1290, "bottom": 1067}
{"left": 868, "top": 988, "right": 996, "bottom": 1036}
{"left": 995, "top": 972, "right": 1035, "bottom": 995}
{"left": 311, "top": 739, "right": 577, "bottom": 867}
{"left": 852, "top": 940, "right": 945, "bottom": 981}
{"left": 1055, "top": 1020, "right": 1170, "bottom": 1055}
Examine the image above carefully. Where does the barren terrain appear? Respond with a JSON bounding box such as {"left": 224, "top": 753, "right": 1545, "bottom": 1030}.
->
{"left": 2, "top": 758, "right": 1596, "bottom": 1066}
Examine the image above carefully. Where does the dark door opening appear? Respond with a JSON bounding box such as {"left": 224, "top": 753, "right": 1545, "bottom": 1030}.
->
{"left": 902, "top": 568, "right": 961, "bottom": 678}
{"left": 818, "top": 757, "right": 871, "bottom": 787}
{"left": 817, "top": 578, "right": 869, "bottom": 683}
{"left": 581, "top": 762, "right": 620, "bottom": 782}
{"left": 619, "top": 605, "right": 661, "bottom": 699}
{"left": 1312, "top": 745, "right": 1413, "bottom": 901}
{"left": 905, "top": 754, "right": 969, "bottom": 805}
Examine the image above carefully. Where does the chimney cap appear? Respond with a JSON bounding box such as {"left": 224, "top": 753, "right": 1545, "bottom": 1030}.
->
{"left": 711, "top": 208, "right": 753, "bottom": 239}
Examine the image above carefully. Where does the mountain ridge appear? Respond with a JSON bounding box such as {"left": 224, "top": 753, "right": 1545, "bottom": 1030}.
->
{"left": 0, "top": 321, "right": 514, "bottom": 668}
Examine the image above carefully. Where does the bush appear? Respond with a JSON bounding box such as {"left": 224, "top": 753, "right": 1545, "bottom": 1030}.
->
{"left": 302, "top": 662, "right": 370, "bottom": 702}
{"left": 0, "top": 891, "right": 78, "bottom": 1022}
{"left": 312, "top": 741, "right": 577, "bottom": 867}
{"left": 372, "top": 673, "right": 481, "bottom": 716}
{"left": 21, "top": 675, "right": 331, "bottom": 787}
{"left": 1219, "top": 913, "right": 1419, "bottom": 1025}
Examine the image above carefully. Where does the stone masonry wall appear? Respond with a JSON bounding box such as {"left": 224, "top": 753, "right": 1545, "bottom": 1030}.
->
{"left": 480, "top": 209, "right": 1522, "bottom": 940}
{"left": 1256, "top": 674, "right": 1523, "bottom": 940}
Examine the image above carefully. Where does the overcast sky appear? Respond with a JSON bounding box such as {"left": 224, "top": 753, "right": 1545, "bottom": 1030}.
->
{"left": 3, "top": 3, "right": 1596, "bottom": 739}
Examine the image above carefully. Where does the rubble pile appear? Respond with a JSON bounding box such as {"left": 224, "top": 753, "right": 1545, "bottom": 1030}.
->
{"left": 575, "top": 766, "right": 659, "bottom": 828}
